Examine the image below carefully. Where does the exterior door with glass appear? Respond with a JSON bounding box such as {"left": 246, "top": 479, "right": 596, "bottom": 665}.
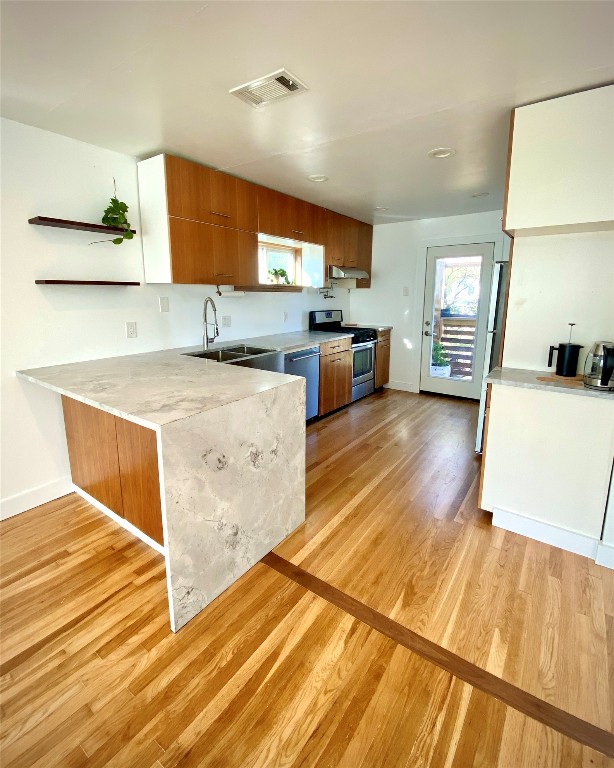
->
{"left": 420, "top": 242, "right": 494, "bottom": 399}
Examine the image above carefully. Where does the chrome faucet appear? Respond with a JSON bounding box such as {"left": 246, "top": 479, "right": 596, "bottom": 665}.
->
{"left": 203, "top": 296, "right": 219, "bottom": 351}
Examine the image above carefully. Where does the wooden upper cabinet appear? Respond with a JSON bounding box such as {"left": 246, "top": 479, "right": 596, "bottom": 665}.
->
{"left": 210, "top": 172, "right": 258, "bottom": 232}
{"left": 165, "top": 155, "right": 212, "bottom": 223}
{"left": 165, "top": 155, "right": 258, "bottom": 232}
{"left": 168, "top": 217, "right": 257, "bottom": 284}
{"left": 258, "top": 187, "right": 326, "bottom": 244}
{"left": 325, "top": 212, "right": 372, "bottom": 288}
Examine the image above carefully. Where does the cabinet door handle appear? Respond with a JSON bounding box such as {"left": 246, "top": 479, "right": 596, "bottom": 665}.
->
{"left": 215, "top": 273, "right": 233, "bottom": 277}
{"left": 211, "top": 211, "right": 231, "bottom": 218}
{"left": 292, "top": 229, "right": 304, "bottom": 235}
{"left": 332, "top": 358, "right": 342, "bottom": 363}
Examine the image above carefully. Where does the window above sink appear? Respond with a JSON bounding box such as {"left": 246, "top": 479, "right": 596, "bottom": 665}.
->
{"left": 257, "top": 234, "right": 324, "bottom": 288}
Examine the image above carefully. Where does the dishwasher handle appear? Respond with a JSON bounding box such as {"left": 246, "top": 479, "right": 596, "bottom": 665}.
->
{"left": 286, "top": 352, "right": 320, "bottom": 362}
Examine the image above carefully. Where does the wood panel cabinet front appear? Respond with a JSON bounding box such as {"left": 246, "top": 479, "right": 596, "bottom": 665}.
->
{"left": 115, "top": 418, "right": 164, "bottom": 545}
{"left": 325, "top": 213, "right": 372, "bottom": 287}
{"left": 165, "top": 155, "right": 258, "bottom": 232}
{"left": 319, "top": 350, "right": 352, "bottom": 416}
{"left": 62, "top": 396, "right": 164, "bottom": 546}
{"left": 165, "top": 155, "right": 212, "bottom": 223}
{"left": 258, "top": 187, "right": 325, "bottom": 244}
{"left": 62, "top": 396, "right": 124, "bottom": 516}
{"left": 375, "top": 341, "right": 390, "bottom": 389}
{"left": 168, "top": 217, "right": 258, "bottom": 284}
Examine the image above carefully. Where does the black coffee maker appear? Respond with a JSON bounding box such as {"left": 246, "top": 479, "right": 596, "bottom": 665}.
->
{"left": 548, "top": 323, "right": 583, "bottom": 377}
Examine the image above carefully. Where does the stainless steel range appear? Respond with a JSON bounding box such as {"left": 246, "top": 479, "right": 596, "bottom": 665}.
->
{"left": 309, "top": 310, "right": 378, "bottom": 402}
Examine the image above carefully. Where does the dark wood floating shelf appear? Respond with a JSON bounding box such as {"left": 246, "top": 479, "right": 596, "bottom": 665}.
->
{"left": 29, "top": 216, "right": 136, "bottom": 235}
{"left": 35, "top": 280, "right": 140, "bottom": 286}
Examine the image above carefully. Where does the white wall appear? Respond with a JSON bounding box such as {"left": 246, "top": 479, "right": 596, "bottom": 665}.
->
{"left": 502, "top": 232, "right": 614, "bottom": 372}
{"left": 0, "top": 118, "right": 348, "bottom": 518}
{"left": 349, "top": 210, "right": 504, "bottom": 392}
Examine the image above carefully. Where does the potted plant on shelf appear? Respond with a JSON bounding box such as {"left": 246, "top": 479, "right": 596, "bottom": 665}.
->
{"left": 268, "top": 268, "right": 291, "bottom": 285}
{"left": 430, "top": 341, "right": 451, "bottom": 378}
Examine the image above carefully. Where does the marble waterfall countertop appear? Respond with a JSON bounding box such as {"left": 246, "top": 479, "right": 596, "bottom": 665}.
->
{"left": 486, "top": 366, "right": 614, "bottom": 400}
{"left": 18, "top": 342, "right": 308, "bottom": 633}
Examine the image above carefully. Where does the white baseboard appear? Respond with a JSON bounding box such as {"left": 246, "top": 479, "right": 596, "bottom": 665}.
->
{"left": 595, "top": 543, "right": 614, "bottom": 570}
{"left": 492, "top": 507, "right": 599, "bottom": 560}
{"left": 72, "top": 485, "right": 166, "bottom": 555}
{"left": 0, "top": 476, "right": 72, "bottom": 521}
{"left": 386, "top": 380, "right": 419, "bottom": 393}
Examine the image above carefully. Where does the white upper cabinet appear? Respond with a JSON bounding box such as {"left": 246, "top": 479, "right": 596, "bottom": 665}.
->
{"left": 504, "top": 85, "right": 614, "bottom": 235}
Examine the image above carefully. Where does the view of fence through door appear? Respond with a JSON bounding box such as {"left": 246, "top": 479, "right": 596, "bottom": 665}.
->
{"left": 420, "top": 242, "right": 494, "bottom": 399}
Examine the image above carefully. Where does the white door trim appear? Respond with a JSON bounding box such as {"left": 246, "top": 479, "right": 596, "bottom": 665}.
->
{"left": 419, "top": 241, "right": 495, "bottom": 399}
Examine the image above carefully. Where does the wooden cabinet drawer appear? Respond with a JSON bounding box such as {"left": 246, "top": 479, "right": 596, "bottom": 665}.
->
{"left": 168, "top": 217, "right": 257, "bottom": 284}
{"left": 319, "top": 337, "right": 352, "bottom": 356}
{"left": 319, "top": 349, "right": 352, "bottom": 415}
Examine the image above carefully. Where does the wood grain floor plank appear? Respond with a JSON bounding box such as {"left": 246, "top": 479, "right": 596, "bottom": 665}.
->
{"left": 2, "top": 390, "right": 613, "bottom": 767}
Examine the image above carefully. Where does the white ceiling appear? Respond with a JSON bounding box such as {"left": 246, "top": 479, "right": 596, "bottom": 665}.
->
{"left": 2, "top": 1, "right": 613, "bottom": 223}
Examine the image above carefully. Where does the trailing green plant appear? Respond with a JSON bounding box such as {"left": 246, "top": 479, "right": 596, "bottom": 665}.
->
{"left": 431, "top": 341, "right": 449, "bottom": 367}
{"left": 92, "top": 179, "right": 133, "bottom": 245}
{"left": 268, "top": 268, "right": 291, "bottom": 285}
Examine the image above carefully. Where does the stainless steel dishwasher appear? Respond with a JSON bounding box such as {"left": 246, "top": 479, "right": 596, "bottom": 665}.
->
{"left": 284, "top": 346, "right": 320, "bottom": 420}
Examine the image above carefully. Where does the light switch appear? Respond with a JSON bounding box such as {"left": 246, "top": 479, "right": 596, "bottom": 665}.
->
{"left": 222, "top": 315, "right": 232, "bottom": 328}
{"left": 403, "top": 286, "right": 409, "bottom": 297}
{"left": 159, "top": 296, "right": 170, "bottom": 312}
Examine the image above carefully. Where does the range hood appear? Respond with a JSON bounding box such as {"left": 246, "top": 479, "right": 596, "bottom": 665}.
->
{"left": 329, "top": 265, "right": 369, "bottom": 280}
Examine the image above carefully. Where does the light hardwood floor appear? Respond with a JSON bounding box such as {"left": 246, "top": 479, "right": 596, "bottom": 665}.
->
{"left": 1, "top": 390, "right": 613, "bottom": 766}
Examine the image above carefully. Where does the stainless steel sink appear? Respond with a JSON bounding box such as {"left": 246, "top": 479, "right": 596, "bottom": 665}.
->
{"left": 223, "top": 345, "right": 275, "bottom": 355}
{"left": 185, "top": 350, "right": 248, "bottom": 362}
{"left": 183, "top": 345, "right": 285, "bottom": 373}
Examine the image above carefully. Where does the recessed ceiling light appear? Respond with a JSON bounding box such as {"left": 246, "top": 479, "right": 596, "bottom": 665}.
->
{"left": 307, "top": 174, "right": 328, "bottom": 182}
{"left": 373, "top": 206, "right": 389, "bottom": 211}
{"left": 471, "top": 191, "right": 490, "bottom": 198}
{"left": 427, "top": 147, "right": 456, "bottom": 159}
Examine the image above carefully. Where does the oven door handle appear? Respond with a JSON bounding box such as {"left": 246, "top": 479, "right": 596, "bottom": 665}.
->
{"left": 352, "top": 341, "right": 376, "bottom": 351}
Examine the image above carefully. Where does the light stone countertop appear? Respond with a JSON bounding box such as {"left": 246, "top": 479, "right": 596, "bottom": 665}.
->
{"left": 343, "top": 323, "right": 394, "bottom": 332}
{"left": 210, "top": 330, "right": 353, "bottom": 353}
{"left": 17, "top": 347, "right": 303, "bottom": 428}
{"left": 486, "top": 366, "right": 614, "bottom": 400}
{"left": 16, "top": 331, "right": 353, "bottom": 429}
{"left": 16, "top": 329, "right": 376, "bottom": 429}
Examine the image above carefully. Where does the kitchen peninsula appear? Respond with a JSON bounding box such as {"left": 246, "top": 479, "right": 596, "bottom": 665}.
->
{"left": 18, "top": 348, "right": 307, "bottom": 631}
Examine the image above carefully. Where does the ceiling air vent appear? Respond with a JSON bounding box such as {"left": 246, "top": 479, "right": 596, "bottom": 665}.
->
{"left": 230, "top": 69, "right": 308, "bottom": 108}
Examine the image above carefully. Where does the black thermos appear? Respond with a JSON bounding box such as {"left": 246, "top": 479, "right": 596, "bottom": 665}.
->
{"left": 548, "top": 343, "right": 583, "bottom": 377}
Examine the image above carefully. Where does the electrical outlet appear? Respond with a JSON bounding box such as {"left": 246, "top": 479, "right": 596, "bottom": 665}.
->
{"left": 125, "top": 321, "right": 138, "bottom": 339}
{"left": 403, "top": 286, "right": 410, "bottom": 297}
{"left": 159, "top": 296, "right": 170, "bottom": 312}
{"left": 283, "top": 311, "right": 289, "bottom": 323}
{"left": 222, "top": 315, "right": 232, "bottom": 328}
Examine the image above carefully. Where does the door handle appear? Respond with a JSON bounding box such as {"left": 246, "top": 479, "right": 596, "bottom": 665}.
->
{"left": 424, "top": 331, "right": 432, "bottom": 337}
